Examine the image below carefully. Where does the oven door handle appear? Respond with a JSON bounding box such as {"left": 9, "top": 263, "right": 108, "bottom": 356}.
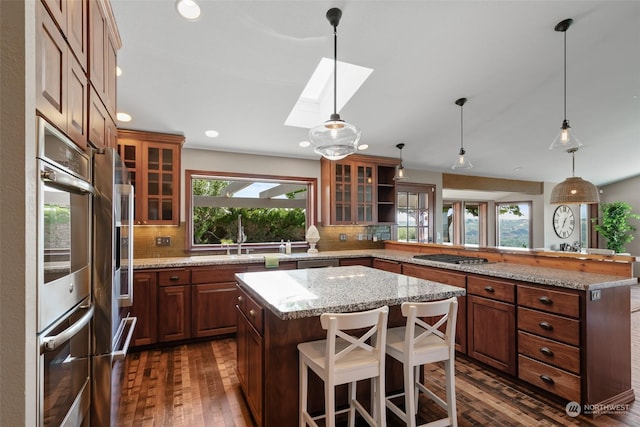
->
{"left": 41, "top": 304, "right": 94, "bottom": 352}
{"left": 112, "top": 316, "right": 137, "bottom": 362}
{"left": 41, "top": 168, "right": 95, "bottom": 195}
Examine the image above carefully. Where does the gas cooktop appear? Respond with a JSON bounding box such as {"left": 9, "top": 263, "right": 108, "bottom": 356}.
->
{"left": 413, "top": 254, "right": 489, "bottom": 265}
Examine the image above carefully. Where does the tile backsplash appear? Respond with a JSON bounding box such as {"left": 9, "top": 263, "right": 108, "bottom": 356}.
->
{"left": 133, "top": 223, "right": 387, "bottom": 259}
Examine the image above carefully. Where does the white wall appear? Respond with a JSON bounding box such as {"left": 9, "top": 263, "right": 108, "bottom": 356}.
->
{"left": 598, "top": 175, "right": 640, "bottom": 255}
{"left": 0, "top": 1, "right": 38, "bottom": 425}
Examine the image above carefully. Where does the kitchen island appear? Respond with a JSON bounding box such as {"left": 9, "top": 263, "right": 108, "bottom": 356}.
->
{"left": 234, "top": 265, "right": 466, "bottom": 427}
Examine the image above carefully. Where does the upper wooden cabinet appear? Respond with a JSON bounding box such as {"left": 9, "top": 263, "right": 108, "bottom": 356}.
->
{"left": 36, "top": 0, "right": 120, "bottom": 151}
{"left": 118, "top": 129, "right": 185, "bottom": 225}
{"left": 320, "top": 154, "right": 399, "bottom": 225}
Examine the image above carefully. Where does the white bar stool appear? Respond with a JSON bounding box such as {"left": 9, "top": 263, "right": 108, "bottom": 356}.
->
{"left": 385, "top": 298, "right": 459, "bottom": 427}
{"left": 298, "top": 305, "right": 389, "bottom": 427}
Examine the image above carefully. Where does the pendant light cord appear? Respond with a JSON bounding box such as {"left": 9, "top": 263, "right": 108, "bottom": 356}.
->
{"left": 333, "top": 24, "right": 338, "bottom": 116}
{"left": 563, "top": 30, "right": 567, "bottom": 121}
{"left": 460, "top": 104, "right": 464, "bottom": 151}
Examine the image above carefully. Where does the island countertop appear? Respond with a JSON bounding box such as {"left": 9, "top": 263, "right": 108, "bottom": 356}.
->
{"left": 235, "top": 265, "right": 466, "bottom": 320}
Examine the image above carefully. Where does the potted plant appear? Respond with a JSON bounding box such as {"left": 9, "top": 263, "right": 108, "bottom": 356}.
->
{"left": 591, "top": 202, "right": 640, "bottom": 253}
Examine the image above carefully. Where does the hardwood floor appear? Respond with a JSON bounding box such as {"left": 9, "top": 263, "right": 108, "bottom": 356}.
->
{"left": 116, "top": 286, "right": 640, "bottom": 426}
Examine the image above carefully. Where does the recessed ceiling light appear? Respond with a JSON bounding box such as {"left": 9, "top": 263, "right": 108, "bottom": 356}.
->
{"left": 175, "top": 0, "right": 201, "bottom": 21}
{"left": 299, "top": 141, "right": 311, "bottom": 148}
{"left": 116, "top": 112, "right": 132, "bottom": 122}
{"left": 205, "top": 130, "right": 219, "bottom": 138}
{"left": 358, "top": 144, "right": 368, "bottom": 150}
{"left": 116, "top": 66, "right": 122, "bottom": 77}
{"left": 514, "top": 166, "right": 523, "bottom": 172}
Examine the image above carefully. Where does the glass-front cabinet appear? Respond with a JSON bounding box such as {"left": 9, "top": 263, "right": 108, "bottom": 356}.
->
{"left": 320, "top": 155, "right": 399, "bottom": 225}
{"left": 117, "top": 130, "right": 185, "bottom": 225}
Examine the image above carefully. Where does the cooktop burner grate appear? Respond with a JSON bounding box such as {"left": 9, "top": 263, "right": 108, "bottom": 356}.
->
{"left": 413, "top": 254, "right": 489, "bottom": 265}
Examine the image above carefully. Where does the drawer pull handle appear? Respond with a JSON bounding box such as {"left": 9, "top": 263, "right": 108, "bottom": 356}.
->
{"left": 238, "top": 296, "right": 244, "bottom": 302}
{"left": 539, "top": 321, "right": 553, "bottom": 331}
{"left": 539, "top": 375, "right": 555, "bottom": 385}
{"left": 169, "top": 276, "right": 180, "bottom": 281}
{"left": 484, "top": 286, "right": 495, "bottom": 293}
{"left": 539, "top": 347, "right": 554, "bottom": 357}
{"left": 538, "top": 296, "right": 553, "bottom": 305}
{"left": 249, "top": 309, "right": 256, "bottom": 317}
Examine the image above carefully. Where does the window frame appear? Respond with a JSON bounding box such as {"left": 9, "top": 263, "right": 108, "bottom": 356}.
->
{"left": 395, "top": 183, "right": 435, "bottom": 244}
{"left": 185, "top": 169, "right": 317, "bottom": 253}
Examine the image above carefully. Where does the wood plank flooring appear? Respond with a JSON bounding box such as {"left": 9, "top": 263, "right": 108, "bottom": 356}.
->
{"left": 116, "top": 286, "right": 640, "bottom": 426}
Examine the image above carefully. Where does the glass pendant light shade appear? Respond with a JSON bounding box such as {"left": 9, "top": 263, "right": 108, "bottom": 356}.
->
{"left": 309, "top": 8, "right": 361, "bottom": 161}
{"left": 393, "top": 143, "right": 409, "bottom": 180}
{"left": 310, "top": 114, "right": 361, "bottom": 160}
{"left": 451, "top": 97, "right": 472, "bottom": 170}
{"left": 550, "top": 148, "right": 599, "bottom": 204}
{"left": 549, "top": 19, "right": 582, "bottom": 150}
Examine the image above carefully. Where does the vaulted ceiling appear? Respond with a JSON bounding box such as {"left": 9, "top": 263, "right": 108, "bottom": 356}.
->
{"left": 112, "top": 1, "right": 640, "bottom": 187}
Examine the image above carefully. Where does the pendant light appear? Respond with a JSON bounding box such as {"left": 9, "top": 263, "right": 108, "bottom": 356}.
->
{"left": 549, "top": 18, "right": 582, "bottom": 150}
{"left": 550, "top": 147, "right": 599, "bottom": 204}
{"left": 309, "top": 8, "right": 361, "bottom": 161}
{"left": 452, "top": 97, "right": 472, "bottom": 170}
{"left": 394, "top": 143, "right": 408, "bottom": 181}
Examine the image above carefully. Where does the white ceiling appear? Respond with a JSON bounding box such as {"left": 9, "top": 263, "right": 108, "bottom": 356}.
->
{"left": 111, "top": 0, "right": 640, "bottom": 187}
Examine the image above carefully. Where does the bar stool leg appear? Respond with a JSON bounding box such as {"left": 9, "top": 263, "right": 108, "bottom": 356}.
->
{"left": 299, "top": 359, "right": 307, "bottom": 427}
{"left": 326, "top": 380, "right": 335, "bottom": 427}
{"left": 445, "top": 359, "right": 457, "bottom": 427}
{"left": 404, "top": 361, "right": 416, "bottom": 427}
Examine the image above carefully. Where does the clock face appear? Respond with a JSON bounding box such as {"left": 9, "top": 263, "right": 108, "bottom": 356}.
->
{"left": 553, "top": 204, "right": 575, "bottom": 239}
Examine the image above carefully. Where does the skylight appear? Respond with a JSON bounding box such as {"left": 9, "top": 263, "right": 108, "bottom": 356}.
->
{"left": 285, "top": 58, "right": 373, "bottom": 129}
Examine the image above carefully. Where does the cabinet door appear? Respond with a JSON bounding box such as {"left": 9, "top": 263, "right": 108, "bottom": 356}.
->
{"left": 105, "top": 34, "right": 118, "bottom": 119}
{"left": 41, "top": 0, "right": 66, "bottom": 33}
{"left": 117, "top": 139, "right": 142, "bottom": 222}
{"left": 143, "top": 141, "right": 180, "bottom": 225}
{"left": 67, "top": 54, "right": 87, "bottom": 148}
{"left": 36, "top": 1, "right": 68, "bottom": 134}
{"left": 88, "top": 0, "right": 106, "bottom": 96}
{"left": 236, "top": 306, "right": 249, "bottom": 390}
{"left": 192, "top": 283, "right": 239, "bottom": 338}
{"left": 88, "top": 87, "right": 107, "bottom": 148}
{"left": 333, "top": 162, "right": 352, "bottom": 223}
{"left": 467, "top": 295, "right": 516, "bottom": 375}
{"left": 247, "top": 319, "right": 264, "bottom": 425}
{"left": 67, "top": 0, "right": 87, "bottom": 70}
{"left": 130, "top": 272, "right": 158, "bottom": 347}
{"left": 355, "top": 163, "right": 375, "bottom": 223}
{"left": 158, "top": 285, "right": 191, "bottom": 342}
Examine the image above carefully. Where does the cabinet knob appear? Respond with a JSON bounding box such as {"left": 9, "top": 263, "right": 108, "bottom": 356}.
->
{"left": 539, "top": 347, "right": 554, "bottom": 357}
{"left": 539, "top": 321, "right": 553, "bottom": 331}
{"left": 484, "top": 286, "right": 495, "bottom": 293}
{"left": 249, "top": 309, "right": 256, "bottom": 317}
{"left": 238, "top": 296, "right": 244, "bottom": 302}
{"left": 538, "top": 296, "right": 553, "bottom": 305}
{"left": 539, "top": 375, "right": 555, "bottom": 385}
{"left": 169, "top": 276, "right": 180, "bottom": 281}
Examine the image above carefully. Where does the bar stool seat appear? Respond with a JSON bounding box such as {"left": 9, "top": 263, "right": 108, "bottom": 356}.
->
{"left": 385, "top": 298, "right": 459, "bottom": 427}
{"left": 298, "top": 305, "right": 389, "bottom": 427}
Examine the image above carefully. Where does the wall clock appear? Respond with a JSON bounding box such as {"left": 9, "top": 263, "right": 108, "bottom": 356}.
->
{"left": 553, "top": 204, "right": 575, "bottom": 239}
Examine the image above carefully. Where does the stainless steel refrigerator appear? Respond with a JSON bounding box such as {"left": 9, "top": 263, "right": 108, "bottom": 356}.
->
{"left": 91, "top": 147, "right": 136, "bottom": 426}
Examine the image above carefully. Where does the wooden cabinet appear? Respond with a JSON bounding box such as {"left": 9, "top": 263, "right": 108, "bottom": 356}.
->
{"left": 191, "top": 265, "right": 247, "bottom": 338}
{"left": 236, "top": 287, "right": 264, "bottom": 425}
{"left": 401, "top": 263, "right": 467, "bottom": 353}
{"left": 467, "top": 276, "right": 516, "bottom": 375}
{"left": 157, "top": 269, "right": 191, "bottom": 342}
{"left": 339, "top": 257, "right": 373, "bottom": 267}
{"left": 320, "top": 155, "right": 399, "bottom": 225}
{"left": 129, "top": 271, "right": 158, "bottom": 347}
{"left": 373, "top": 258, "right": 402, "bottom": 273}
{"left": 37, "top": 0, "right": 119, "bottom": 151}
{"left": 516, "top": 284, "right": 582, "bottom": 402}
{"left": 117, "top": 130, "right": 185, "bottom": 225}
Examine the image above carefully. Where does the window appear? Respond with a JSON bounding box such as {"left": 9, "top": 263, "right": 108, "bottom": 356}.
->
{"left": 580, "top": 204, "right": 589, "bottom": 249}
{"left": 464, "top": 202, "right": 480, "bottom": 245}
{"left": 442, "top": 202, "right": 454, "bottom": 243}
{"left": 496, "top": 202, "right": 531, "bottom": 248}
{"left": 186, "top": 170, "right": 316, "bottom": 252}
{"left": 396, "top": 184, "right": 435, "bottom": 243}
{"left": 443, "top": 201, "right": 487, "bottom": 246}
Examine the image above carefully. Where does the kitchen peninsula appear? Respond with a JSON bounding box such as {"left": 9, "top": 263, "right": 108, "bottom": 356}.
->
{"left": 132, "top": 247, "right": 637, "bottom": 425}
{"left": 234, "top": 265, "right": 466, "bottom": 427}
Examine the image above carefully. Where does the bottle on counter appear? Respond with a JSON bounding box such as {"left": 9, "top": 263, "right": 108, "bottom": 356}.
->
{"left": 279, "top": 240, "right": 286, "bottom": 254}
{"left": 285, "top": 240, "right": 292, "bottom": 255}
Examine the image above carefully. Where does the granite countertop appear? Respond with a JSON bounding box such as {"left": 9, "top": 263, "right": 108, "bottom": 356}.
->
{"left": 133, "top": 249, "right": 637, "bottom": 291}
{"left": 235, "top": 265, "right": 466, "bottom": 320}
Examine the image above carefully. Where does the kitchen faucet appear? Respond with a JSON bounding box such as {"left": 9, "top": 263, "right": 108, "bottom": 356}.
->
{"left": 237, "top": 214, "right": 246, "bottom": 255}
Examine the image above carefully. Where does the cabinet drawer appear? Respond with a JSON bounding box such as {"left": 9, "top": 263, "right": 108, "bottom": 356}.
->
{"left": 518, "top": 355, "right": 581, "bottom": 402}
{"left": 517, "top": 285, "right": 579, "bottom": 318}
{"left": 238, "top": 287, "right": 264, "bottom": 334}
{"left": 468, "top": 276, "right": 515, "bottom": 303}
{"left": 158, "top": 269, "right": 191, "bottom": 286}
{"left": 191, "top": 265, "right": 247, "bottom": 284}
{"left": 517, "top": 307, "right": 580, "bottom": 346}
{"left": 518, "top": 331, "right": 580, "bottom": 374}
{"left": 373, "top": 259, "right": 402, "bottom": 273}
{"left": 402, "top": 264, "right": 466, "bottom": 288}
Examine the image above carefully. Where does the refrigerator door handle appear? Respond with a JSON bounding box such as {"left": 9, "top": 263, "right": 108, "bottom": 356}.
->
{"left": 41, "top": 304, "right": 94, "bottom": 352}
{"left": 117, "top": 183, "right": 135, "bottom": 307}
{"left": 112, "top": 316, "right": 137, "bottom": 362}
